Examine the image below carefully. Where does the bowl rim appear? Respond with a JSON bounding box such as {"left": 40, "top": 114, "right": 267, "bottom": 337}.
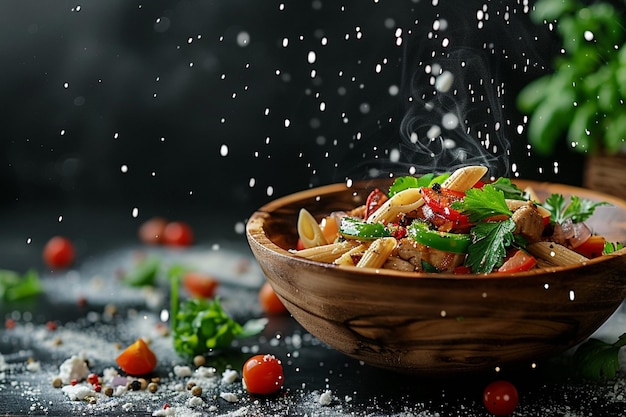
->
{"left": 246, "top": 178, "right": 626, "bottom": 281}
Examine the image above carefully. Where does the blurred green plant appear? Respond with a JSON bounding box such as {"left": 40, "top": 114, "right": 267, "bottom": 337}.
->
{"left": 517, "top": 0, "right": 626, "bottom": 155}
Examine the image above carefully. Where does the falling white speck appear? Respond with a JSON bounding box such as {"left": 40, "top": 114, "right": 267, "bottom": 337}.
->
{"left": 427, "top": 125, "right": 441, "bottom": 139}
{"left": 435, "top": 70, "right": 454, "bottom": 92}
{"left": 442, "top": 113, "right": 459, "bottom": 130}
{"left": 236, "top": 31, "right": 250, "bottom": 47}
{"left": 234, "top": 222, "right": 245, "bottom": 234}
{"left": 220, "top": 144, "right": 229, "bottom": 157}
{"left": 569, "top": 290, "right": 575, "bottom": 301}
{"left": 583, "top": 30, "right": 594, "bottom": 41}
{"left": 26, "top": 238, "right": 32, "bottom": 244}
{"left": 58, "top": 216, "right": 63, "bottom": 223}
{"left": 389, "top": 148, "right": 400, "bottom": 163}
{"left": 131, "top": 208, "right": 139, "bottom": 218}
{"left": 120, "top": 165, "right": 128, "bottom": 173}
{"left": 307, "top": 51, "right": 317, "bottom": 64}
{"left": 266, "top": 186, "right": 274, "bottom": 197}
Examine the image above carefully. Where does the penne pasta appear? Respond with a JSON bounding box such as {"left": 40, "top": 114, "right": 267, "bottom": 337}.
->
{"left": 441, "top": 165, "right": 488, "bottom": 191}
{"left": 294, "top": 240, "right": 360, "bottom": 263}
{"left": 334, "top": 243, "right": 369, "bottom": 266}
{"left": 356, "top": 237, "right": 398, "bottom": 269}
{"left": 297, "top": 208, "right": 328, "bottom": 248}
{"left": 366, "top": 188, "right": 424, "bottom": 224}
{"left": 526, "top": 241, "right": 589, "bottom": 266}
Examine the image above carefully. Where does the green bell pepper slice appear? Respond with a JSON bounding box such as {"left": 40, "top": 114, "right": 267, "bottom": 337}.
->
{"left": 407, "top": 221, "right": 471, "bottom": 254}
{"left": 339, "top": 217, "right": 391, "bottom": 240}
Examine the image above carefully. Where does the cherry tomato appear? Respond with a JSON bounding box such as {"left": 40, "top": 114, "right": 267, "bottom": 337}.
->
{"left": 116, "top": 338, "right": 157, "bottom": 376}
{"left": 259, "top": 282, "right": 287, "bottom": 315}
{"left": 242, "top": 354, "right": 284, "bottom": 395}
{"left": 573, "top": 235, "right": 606, "bottom": 258}
{"left": 483, "top": 380, "right": 519, "bottom": 416}
{"left": 420, "top": 186, "right": 470, "bottom": 225}
{"left": 497, "top": 250, "right": 537, "bottom": 273}
{"left": 183, "top": 271, "right": 219, "bottom": 298}
{"left": 43, "top": 236, "right": 75, "bottom": 269}
{"left": 163, "top": 221, "right": 194, "bottom": 246}
{"left": 138, "top": 217, "right": 168, "bottom": 245}
{"left": 365, "top": 188, "right": 388, "bottom": 219}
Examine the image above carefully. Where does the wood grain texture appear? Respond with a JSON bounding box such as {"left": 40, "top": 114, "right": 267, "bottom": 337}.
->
{"left": 246, "top": 179, "right": 626, "bottom": 374}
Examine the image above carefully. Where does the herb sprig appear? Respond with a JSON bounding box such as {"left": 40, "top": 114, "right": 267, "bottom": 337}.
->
{"left": 543, "top": 194, "right": 610, "bottom": 224}
{"left": 168, "top": 266, "right": 266, "bottom": 359}
{"left": 574, "top": 333, "right": 626, "bottom": 380}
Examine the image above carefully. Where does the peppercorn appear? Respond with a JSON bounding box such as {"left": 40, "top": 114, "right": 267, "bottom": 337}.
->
{"left": 104, "top": 386, "right": 114, "bottom": 397}
{"left": 191, "top": 386, "right": 202, "bottom": 397}
{"left": 52, "top": 377, "right": 63, "bottom": 388}
{"left": 193, "top": 355, "right": 206, "bottom": 367}
{"left": 130, "top": 380, "right": 141, "bottom": 391}
{"left": 148, "top": 382, "right": 158, "bottom": 393}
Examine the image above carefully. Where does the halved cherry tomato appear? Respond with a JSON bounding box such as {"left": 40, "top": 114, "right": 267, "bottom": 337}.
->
{"left": 483, "top": 380, "right": 519, "bottom": 416}
{"left": 183, "top": 271, "right": 219, "bottom": 298}
{"left": 365, "top": 189, "right": 388, "bottom": 219}
{"left": 573, "top": 235, "right": 606, "bottom": 258}
{"left": 138, "top": 217, "right": 168, "bottom": 245}
{"left": 242, "top": 354, "right": 284, "bottom": 395}
{"left": 420, "top": 186, "right": 469, "bottom": 225}
{"left": 43, "top": 236, "right": 75, "bottom": 269}
{"left": 497, "top": 249, "right": 536, "bottom": 273}
{"left": 116, "top": 338, "right": 157, "bottom": 376}
{"left": 259, "top": 282, "right": 287, "bottom": 315}
{"left": 163, "top": 221, "right": 194, "bottom": 246}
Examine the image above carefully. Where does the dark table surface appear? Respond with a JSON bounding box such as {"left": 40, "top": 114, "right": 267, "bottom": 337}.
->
{"left": 1, "top": 204, "right": 625, "bottom": 417}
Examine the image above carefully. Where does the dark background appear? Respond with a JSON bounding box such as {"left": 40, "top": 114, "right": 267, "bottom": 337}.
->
{"left": 0, "top": 1, "right": 584, "bottom": 266}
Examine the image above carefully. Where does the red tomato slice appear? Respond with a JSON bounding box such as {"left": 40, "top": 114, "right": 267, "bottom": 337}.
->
{"left": 183, "top": 271, "right": 219, "bottom": 298}
{"left": 116, "top": 338, "right": 157, "bottom": 376}
{"left": 420, "top": 186, "right": 469, "bottom": 225}
{"left": 497, "top": 249, "right": 537, "bottom": 273}
{"left": 573, "top": 235, "right": 605, "bottom": 258}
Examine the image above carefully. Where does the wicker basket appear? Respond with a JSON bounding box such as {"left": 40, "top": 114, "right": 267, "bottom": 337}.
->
{"left": 583, "top": 153, "right": 626, "bottom": 201}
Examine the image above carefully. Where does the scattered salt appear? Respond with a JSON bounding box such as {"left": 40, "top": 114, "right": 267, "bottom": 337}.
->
{"left": 61, "top": 384, "right": 95, "bottom": 401}
{"left": 173, "top": 365, "right": 192, "bottom": 377}
{"left": 220, "top": 392, "right": 239, "bottom": 403}
{"left": 319, "top": 389, "right": 333, "bottom": 406}
{"left": 221, "top": 368, "right": 239, "bottom": 384}
{"left": 58, "top": 355, "right": 90, "bottom": 384}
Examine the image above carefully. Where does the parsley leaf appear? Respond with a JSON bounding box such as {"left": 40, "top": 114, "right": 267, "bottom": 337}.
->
{"left": 543, "top": 193, "right": 610, "bottom": 224}
{"left": 0, "top": 269, "right": 43, "bottom": 301}
{"left": 169, "top": 266, "right": 266, "bottom": 359}
{"left": 388, "top": 174, "right": 433, "bottom": 196}
{"left": 451, "top": 184, "right": 512, "bottom": 223}
{"left": 573, "top": 333, "right": 626, "bottom": 380}
{"left": 466, "top": 219, "right": 517, "bottom": 273}
{"left": 490, "top": 178, "right": 525, "bottom": 200}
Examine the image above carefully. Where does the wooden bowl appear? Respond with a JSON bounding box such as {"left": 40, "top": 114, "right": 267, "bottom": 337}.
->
{"left": 246, "top": 179, "right": 626, "bottom": 374}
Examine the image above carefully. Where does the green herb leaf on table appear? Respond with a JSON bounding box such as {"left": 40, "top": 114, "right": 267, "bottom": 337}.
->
{"left": 0, "top": 269, "right": 43, "bottom": 301}
{"left": 121, "top": 256, "right": 160, "bottom": 287}
{"left": 172, "top": 298, "right": 267, "bottom": 359}
{"left": 573, "top": 333, "right": 626, "bottom": 380}
{"left": 466, "top": 219, "right": 517, "bottom": 274}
